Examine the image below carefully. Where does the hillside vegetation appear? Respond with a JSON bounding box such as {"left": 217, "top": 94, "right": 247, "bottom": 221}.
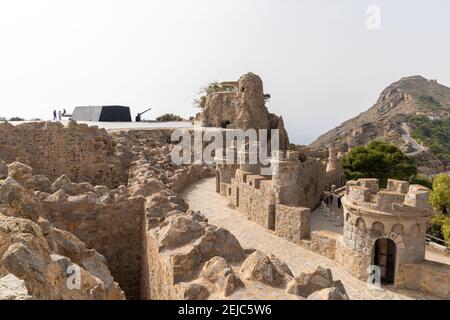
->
{"left": 408, "top": 115, "right": 450, "bottom": 163}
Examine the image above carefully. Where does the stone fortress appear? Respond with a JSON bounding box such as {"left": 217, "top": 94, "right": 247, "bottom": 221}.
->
{"left": 205, "top": 73, "right": 449, "bottom": 299}
{"left": 0, "top": 120, "right": 351, "bottom": 300}
{"left": 0, "top": 72, "right": 448, "bottom": 300}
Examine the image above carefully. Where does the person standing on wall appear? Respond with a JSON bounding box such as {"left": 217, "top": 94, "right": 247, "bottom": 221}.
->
{"left": 58, "top": 110, "right": 62, "bottom": 121}
{"left": 53, "top": 110, "right": 57, "bottom": 120}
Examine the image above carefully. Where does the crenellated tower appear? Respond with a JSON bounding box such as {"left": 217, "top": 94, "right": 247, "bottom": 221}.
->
{"left": 270, "top": 150, "right": 300, "bottom": 205}
{"left": 339, "top": 178, "right": 433, "bottom": 283}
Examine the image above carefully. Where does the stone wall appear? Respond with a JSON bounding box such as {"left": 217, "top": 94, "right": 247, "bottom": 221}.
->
{"left": 231, "top": 173, "right": 275, "bottom": 228}
{"left": 223, "top": 168, "right": 311, "bottom": 243}
{"left": 38, "top": 185, "right": 145, "bottom": 300}
{"left": 275, "top": 204, "right": 310, "bottom": 243}
{"left": 300, "top": 231, "right": 340, "bottom": 260}
{"left": 0, "top": 121, "right": 129, "bottom": 188}
{"left": 0, "top": 173, "right": 125, "bottom": 300}
{"left": 396, "top": 261, "right": 450, "bottom": 299}
{"left": 334, "top": 237, "right": 371, "bottom": 280}
{"left": 297, "top": 158, "right": 327, "bottom": 209}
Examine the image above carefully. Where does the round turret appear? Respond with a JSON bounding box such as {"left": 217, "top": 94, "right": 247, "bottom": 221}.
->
{"left": 340, "top": 178, "right": 433, "bottom": 284}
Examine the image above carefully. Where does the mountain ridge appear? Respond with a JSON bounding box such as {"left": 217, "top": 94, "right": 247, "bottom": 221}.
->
{"left": 309, "top": 75, "right": 450, "bottom": 174}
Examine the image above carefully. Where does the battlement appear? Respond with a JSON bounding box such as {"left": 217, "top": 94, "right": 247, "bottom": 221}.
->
{"left": 344, "top": 178, "right": 432, "bottom": 215}
{"left": 270, "top": 152, "right": 300, "bottom": 188}
{"left": 271, "top": 150, "right": 300, "bottom": 161}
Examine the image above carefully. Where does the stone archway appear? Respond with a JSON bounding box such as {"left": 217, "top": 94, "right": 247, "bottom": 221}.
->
{"left": 373, "top": 238, "right": 397, "bottom": 284}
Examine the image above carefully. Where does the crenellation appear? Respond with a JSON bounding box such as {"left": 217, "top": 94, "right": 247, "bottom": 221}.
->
{"left": 340, "top": 178, "right": 436, "bottom": 288}
{"left": 347, "top": 185, "right": 372, "bottom": 205}
{"left": 375, "top": 191, "right": 407, "bottom": 212}
{"left": 357, "top": 178, "right": 380, "bottom": 194}
{"left": 387, "top": 179, "right": 410, "bottom": 194}
{"left": 344, "top": 178, "right": 433, "bottom": 215}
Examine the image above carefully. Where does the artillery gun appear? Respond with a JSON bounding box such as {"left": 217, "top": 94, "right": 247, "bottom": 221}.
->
{"left": 135, "top": 107, "right": 152, "bottom": 122}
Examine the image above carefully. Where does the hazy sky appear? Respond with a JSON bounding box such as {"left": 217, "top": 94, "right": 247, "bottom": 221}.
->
{"left": 0, "top": 0, "right": 449, "bottom": 144}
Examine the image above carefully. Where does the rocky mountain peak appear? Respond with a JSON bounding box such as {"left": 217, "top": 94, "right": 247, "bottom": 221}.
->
{"left": 310, "top": 76, "right": 450, "bottom": 174}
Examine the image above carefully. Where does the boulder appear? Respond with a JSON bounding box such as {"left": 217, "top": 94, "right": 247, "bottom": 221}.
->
{"left": 307, "top": 286, "right": 349, "bottom": 300}
{"left": 200, "top": 256, "right": 244, "bottom": 297}
{"left": 177, "top": 283, "right": 210, "bottom": 300}
{"left": 157, "top": 214, "right": 205, "bottom": 251}
{"left": 7, "top": 161, "right": 34, "bottom": 189}
{"left": 286, "top": 266, "right": 348, "bottom": 298}
{"left": 0, "top": 213, "right": 125, "bottom": 300}
{"left": 0, "top": 177, "right": 42, "bottom": 221}
{"left": 167, "top": 225, "right": 246, "bottom": 284}
{"left": 240, "top": 251, "right": 292, "bottom": 287}
{"left": 51, "top": 174, "right": 71, "bottom": 192}
{"left": 187, "top": 209, "right": 208, "bottom": 224}
{"left": 195, "top": 226, "right": 246, "bottom": 263}
{"left": 145, "top": 193, "right": 189, "bottom": 228}
{"left": 51, "top": 254, "right": 124, "bottom": 300}
{"left": 0, "top": 273, "right": 32, "bottom": 300}
{"left": 32, "top": 175, "right": 52, "bottom": 193}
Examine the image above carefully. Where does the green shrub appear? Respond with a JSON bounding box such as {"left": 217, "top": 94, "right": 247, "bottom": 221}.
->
{"left": 408, "top": 115, "right": 450, "bottom": 163}
{"left": 416, "top": 95, "right": 442, "bottom": 111}
{"left": 410, "top": 175, "right": 433, "bottom": 189}
{"left": 194, "top": 82, "right": 236, "bottom": 109}
{"left": 9, "top": 117, "right": 25, "bottom": 121}
{"left": 428, "top": 214, "right": 450, "bottom": 243}
{"left": 430, "top": 174, "right": 450, "bottom": 214}
{"left": 193, "top": 81, "right": 271, "bottom": 108}
{"left": 155, "top": 113, "right": 184, "bottom": 122}
{"left": 443, "top": 220, "right": 450, "bottom": 243}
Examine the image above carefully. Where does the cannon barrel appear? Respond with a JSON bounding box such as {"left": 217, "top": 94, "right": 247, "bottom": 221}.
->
{"left": 138, "top": 107, "right": 152, "bottom": 116}
{"left": 135, "top": 107, "right": 151, "bottom": 122}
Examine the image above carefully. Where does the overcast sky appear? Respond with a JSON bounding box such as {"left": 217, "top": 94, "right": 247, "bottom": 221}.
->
{"left": 0, "top": 0, "right": 449, "bottom": 144}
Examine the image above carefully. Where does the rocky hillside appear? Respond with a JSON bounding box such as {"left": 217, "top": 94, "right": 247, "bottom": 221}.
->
{"left": 310, "top": 76, "right": 450, "bottom": 174}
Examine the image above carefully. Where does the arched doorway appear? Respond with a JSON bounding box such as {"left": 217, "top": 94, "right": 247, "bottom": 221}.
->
{"left": 373, "top": 238, "right": 397, "bottom": 284}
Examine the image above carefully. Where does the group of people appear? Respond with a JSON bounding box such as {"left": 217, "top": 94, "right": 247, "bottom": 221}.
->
{"left": 322, "top": 193, "right": 343, "bottom": 209}
{"left": 52, "top": 109, "right": 67, "bottom": 121}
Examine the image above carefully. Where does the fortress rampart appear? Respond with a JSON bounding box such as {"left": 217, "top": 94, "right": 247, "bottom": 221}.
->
{"left": 0, "top": 121, "right": 129, "bottom": 188}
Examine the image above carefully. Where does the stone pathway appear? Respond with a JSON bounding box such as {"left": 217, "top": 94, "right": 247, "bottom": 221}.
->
{"left": 180, "top": 177, "right": 438, "bottom": 300}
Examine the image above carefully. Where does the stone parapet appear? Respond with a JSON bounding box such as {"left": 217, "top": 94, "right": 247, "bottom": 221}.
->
{"left": 345, "top": 178, "right": 433, "bottom": 216}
